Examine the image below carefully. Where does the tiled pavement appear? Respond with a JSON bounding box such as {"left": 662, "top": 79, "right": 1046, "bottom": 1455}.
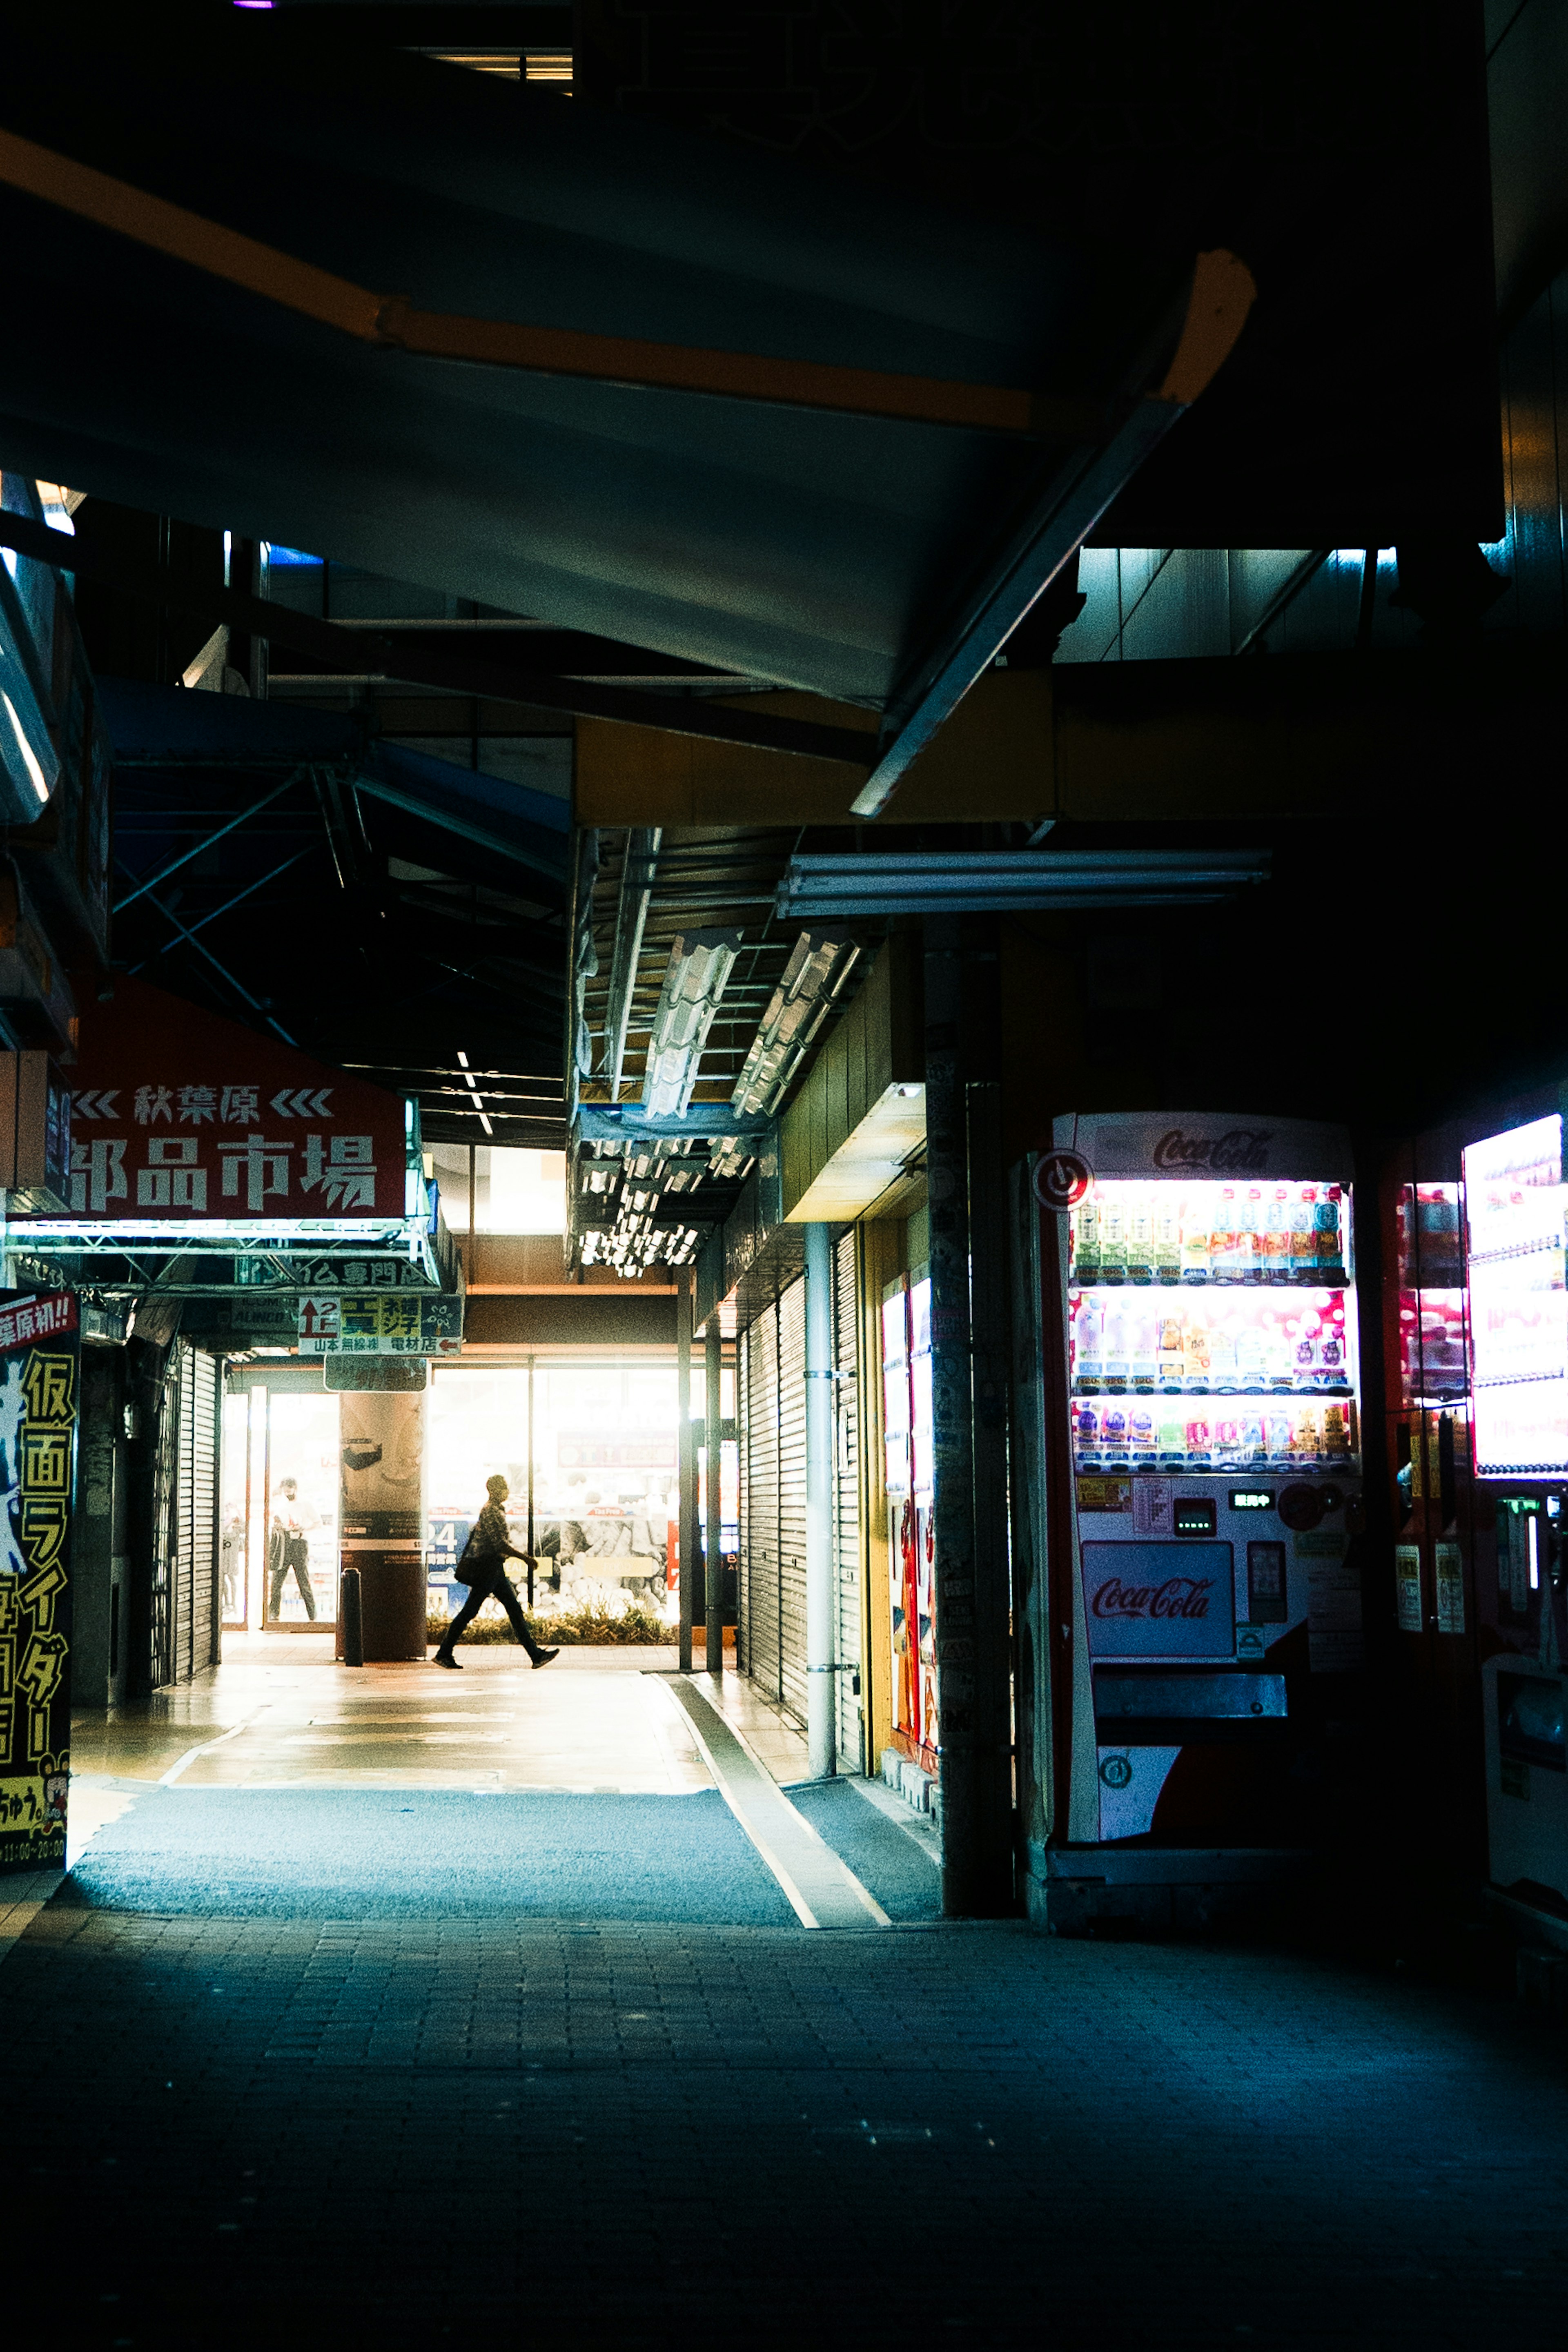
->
{"left": 5, "top": 1893, "right": 1568, "bottom": 2351}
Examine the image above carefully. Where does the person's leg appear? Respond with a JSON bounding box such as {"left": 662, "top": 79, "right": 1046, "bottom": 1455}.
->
{"left": 294, "top": 1559, "right": 317, "bottom": 1621}
{"left": 439, "top": 1576, "right": 489, "bottom": 1654}
{"left": 494, "top": 1575, "right": 545, "bottom": 1664}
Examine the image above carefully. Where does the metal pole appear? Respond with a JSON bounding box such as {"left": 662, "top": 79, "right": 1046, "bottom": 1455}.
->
{"left": 526, "top": 1353, "right": 535, "bottom": 1613}
{"left": 805, "top": 1221, "right": 835, "bottom": 1780}
{"left": 704, "top": 1316, "right": 724, "bottom": 1677}
{"left": 677, "top": 1267, "right": 696, "bottom": 1673}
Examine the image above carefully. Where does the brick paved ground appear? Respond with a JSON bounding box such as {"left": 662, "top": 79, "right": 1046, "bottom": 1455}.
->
{"left": 4, "top": 1885, "right": 1566, "bottom": 2352}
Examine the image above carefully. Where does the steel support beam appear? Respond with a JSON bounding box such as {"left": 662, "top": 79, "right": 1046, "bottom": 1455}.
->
{"left": 853, "top": 250, "right": 1257, "bottom": 817}
{"left": 705, "top": 1314, "right": 724, "bottom": 1680}
{"left": 574, "top": 1105, "right": 774, "bottom": 1145}
{"left": 112, "top": 772, "right": 302, "bottom": 911}
{"left": 0, "top": 512, "right": 873, "bottom": 768}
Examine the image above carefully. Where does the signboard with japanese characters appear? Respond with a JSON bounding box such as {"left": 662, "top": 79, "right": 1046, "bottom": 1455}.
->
{"left": 10, "top": 975, "right": 407, "bottom": 1226}
{"left": 0, "top": 1291, "right": 78, "bottom": 1873}
{"left": 296, "top": 1293, "right": 463, "bottom": 1357}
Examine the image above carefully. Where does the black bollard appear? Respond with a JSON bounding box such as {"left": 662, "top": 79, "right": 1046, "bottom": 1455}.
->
{"left": 341, "top": 1566, "right": 364, "bottom": 1668}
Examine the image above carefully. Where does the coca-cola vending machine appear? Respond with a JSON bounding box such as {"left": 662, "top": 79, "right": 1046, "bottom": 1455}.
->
{"left": 1039, "top": 1111, "right": 1366, "bottom": 1876}
{"left": 1460, "top": 1111, "right": 1568, "bottom": 1913}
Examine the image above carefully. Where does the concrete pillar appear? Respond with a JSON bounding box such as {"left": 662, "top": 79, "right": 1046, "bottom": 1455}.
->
{"left": 704, "top": 1315, "right": 724, "bottom": 1677}
{"left": 339, "top": 1383, "right": 429, "bottom": 1661}
{"left": 677, "top": 1268, "right": 697, "bottom": 1673}
{"left": 924, "top": 913, "right": 1013, "bottom": 1915}
{"left": 805, "top": 1220, "right": 835, "bottom": 1780}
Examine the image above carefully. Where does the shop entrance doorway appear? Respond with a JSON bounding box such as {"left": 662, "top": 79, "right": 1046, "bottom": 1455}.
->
{"left": 221, "top": 1370, "right": 342, "bottom": 1633}
{"left": 426, "top": 1361, "right": 681, "bottom": 1632}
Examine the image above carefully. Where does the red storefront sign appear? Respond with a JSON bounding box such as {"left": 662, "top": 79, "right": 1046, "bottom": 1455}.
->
{"left": 28, "top": 975, "right": 407, "bottom": 1222}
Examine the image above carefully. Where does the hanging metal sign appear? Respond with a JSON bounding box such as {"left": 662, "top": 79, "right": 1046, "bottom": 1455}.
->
{"left": 296, "top": 1292, "right": 463, "bottom": 1357}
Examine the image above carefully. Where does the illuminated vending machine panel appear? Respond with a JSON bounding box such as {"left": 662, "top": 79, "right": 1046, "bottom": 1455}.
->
{"left": 1053, "top": 1112, "right": 1363, "bottom": 1844}
{"left": 1386, "top": 1164, "right": 1472, "bottom": 1651}
{"left": 1463, "top": 1112, "right": 1568, "bottom": 1907}
{"left": 883, "top": 1270, "right": 937, "bottom": 1775}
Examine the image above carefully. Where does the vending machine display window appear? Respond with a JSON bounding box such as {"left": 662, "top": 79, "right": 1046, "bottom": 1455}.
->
{"left": 1464, "top": 1115, "right": 1568, "bottom": 1475}
{"left": 1396, "top": 1181, "right": 1468, "bottom": 1408}
{"left": 1068, "top": 1176, "right": 1358, "bottom": 1475}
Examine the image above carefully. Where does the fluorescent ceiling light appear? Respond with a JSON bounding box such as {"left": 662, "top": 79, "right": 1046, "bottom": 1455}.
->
{"left": 774, "top": 851, "right": 1270, "bottom": 918}
{"left": 1, "top": 692, "right": 54, "bottom": 803}
{"left": 642, "top": 928, "right": 741, "bottom": 1118}
{"left": 732, "top": 930, "right": 860, "bottom": 1117}
{"left": 707, "top": 1136, "right": 754, "bottom": 1182}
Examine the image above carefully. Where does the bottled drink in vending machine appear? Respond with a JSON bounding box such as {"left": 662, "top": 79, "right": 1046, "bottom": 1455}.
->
{"left": 1099, "top": 1194, "right": 1127, "bottom": 1282}
{"left": 1292, "top": 1315, "right": 1319, "bottom": 1390}
{"left": 1129, "top": 1404, "right": 1158, "bottom": 1466}
{"left": 1129, "top": 1305, "right": 1158, "bottom": 1390}
{"left": 1183, "top": 1310, "right": 1212, "bottom": 1392}
{"left": 1292, "top": 1404, "right": 1320, "bottom": 1463}
{"left": 1073, "top": 1195, "right": 1100, "bottom": 1284}
{"left": 1319, "top": 1315, "right": 1348, "bottom": 1389}
{"left": 1212, "top": 1187, "right": 1239, "bottom": 1279}
{"left": 1234, "top": 1319, "right": 1265, "bottom": 1392}
{"left": 1266, "top": 1408, "right": 1293, "bottom": 1464}
{"left": 1126, "top": 1191, "right": 1155, "bottom": 1284}
{"left": 1263, "top": 1312, "right": 1293, "bottom": 1390}
{"left": 1290, "top": 1186, "right": 1317, "bottom": 1277}
{"left": 1180, "top": 1189, "right": 1212, "bottom": 1283}
{"left": 1154, "top": 1196, "right": 1181, "bottom": 1281}
{"left": 1073, "top": 1401, "right": 1102, "bottom": 1466}
{"left": 1317, "top": 1184, "right": 1345, "bottom": 1280}
{"left": 1100, "top": 1405, "right": 1130, "bottom": 1466}
{"left": 1158, "top": 1406, "right": 1187, "bottom": 1467}
{"left": 1074, "top": 1294, "right": 1103, "bottom": 1390}
{"left": 1239, "top": 1407, "right": 1267, "bottom": 1465}
{"left": 1101, "top": 1300, "right": 1129, "bottom": 1388}
{"left": 1209, "top": 1316, "right": 1238, "bottom": 1393}
{"left": 1322, "top": 1402, "right": 1350, "bottom": 1459}
{"left": 1214, "top": 1414, "right": 1242, "bottom": 1467}
{"left": 1185, "top": 1411, "right": 1214, "bottom": 1468}
{"left": 1238, "top": 1186, "right": 1263, "bottom": 1281}
{"left": 1156, "top": 1310, "right": 1185, "bottom": 1391}
{"left": 1261, "top": 1185, "right": 1290, "bottom": 1274}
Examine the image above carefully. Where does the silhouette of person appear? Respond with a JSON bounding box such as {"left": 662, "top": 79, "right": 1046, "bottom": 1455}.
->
{"left": 435, "top": 1474, "right": 559, "bottom": 1670}
{"left": 268, "top": 1477, "right": 317, "bottom": 1621}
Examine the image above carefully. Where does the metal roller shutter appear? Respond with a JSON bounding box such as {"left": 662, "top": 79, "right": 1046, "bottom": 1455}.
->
{"left": 744, "top": 1301, "right": 782, "bottom": 1701}
{"left": 834, "top": 1229, "right": 863, "bottom": 1773}
{"left": 776, "top": 1275, "right": 808, "bottom": 1725}
{"left": 186, "top": 1349, "right": 220, "bottom": 1675}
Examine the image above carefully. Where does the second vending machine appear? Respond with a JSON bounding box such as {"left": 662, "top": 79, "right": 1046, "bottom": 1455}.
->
{"left": 1043, "top": 1111, "right": 1367, "bottom": 1853}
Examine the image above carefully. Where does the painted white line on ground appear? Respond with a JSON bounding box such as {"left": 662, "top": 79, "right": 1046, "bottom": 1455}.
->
{"left": 158, "top": 1714, "right": 262, "bottom": 1785}
{"left": 658, "top": 1676, "right": 889, "bottom": 1931}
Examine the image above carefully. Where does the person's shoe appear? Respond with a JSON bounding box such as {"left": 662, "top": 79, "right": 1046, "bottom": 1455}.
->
{"left": 433, "top": 1648, "right": 461, "bottom": 1670}
{"left": 532, "top": 1647, "right": 560, "bottom": 1670}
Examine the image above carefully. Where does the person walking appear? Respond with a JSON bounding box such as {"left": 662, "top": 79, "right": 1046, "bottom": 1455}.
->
{"left": 434, "top": 1474, "right": 559, "bottom": 1670}
{"left": 268, "top": 1477, "right": 317, "bottom": 1621}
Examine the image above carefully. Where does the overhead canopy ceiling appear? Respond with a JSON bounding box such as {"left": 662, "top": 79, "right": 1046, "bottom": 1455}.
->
{"left": 0, "top": 13, "right": 1235, "bottom": 756}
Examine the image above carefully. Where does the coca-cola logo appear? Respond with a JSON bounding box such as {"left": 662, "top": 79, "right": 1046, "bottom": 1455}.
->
{"left": 1152, "top": 1128, "right": 1274, "bottom": 1174}
{"left": 1091, "top": 1575, "right": 1213, "bottom": 1621}
{"left": 1034, "top": 1148, "right": 1094, "bottom": 1211}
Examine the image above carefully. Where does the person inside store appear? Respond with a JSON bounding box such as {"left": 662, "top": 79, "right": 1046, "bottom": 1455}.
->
{"left": 434, "top": 1473, "right": 560, "bottom": 1670}
{"left": 268, "top": 1477, "right": 317, "bottom": 1622}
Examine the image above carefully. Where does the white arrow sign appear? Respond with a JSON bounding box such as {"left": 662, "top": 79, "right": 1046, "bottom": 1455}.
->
{"left": 270, "top": 1088, "right": 334, "bottom": 1118}
{"left": 71, "top": 1089, "right": 121, "bottom": 1119}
